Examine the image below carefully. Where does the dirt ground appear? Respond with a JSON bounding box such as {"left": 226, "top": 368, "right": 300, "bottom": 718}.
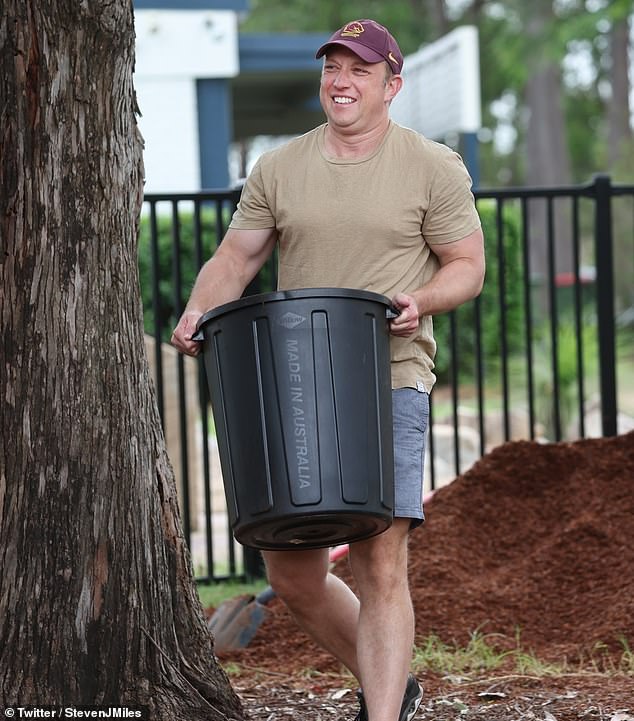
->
{"left": 211, "top": 431, "right": 634, "bottom": 720}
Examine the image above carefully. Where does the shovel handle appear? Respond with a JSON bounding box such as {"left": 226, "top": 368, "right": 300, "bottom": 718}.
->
{"left": 255, "top": 585, "right": 277, "bottom": 605}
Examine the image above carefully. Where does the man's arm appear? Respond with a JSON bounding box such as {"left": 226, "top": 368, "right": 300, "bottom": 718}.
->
{"left": 390, "top": 227, "right": 485, "bottom": 337}
{"left": 171, "top": 226, "right": 277, "bottom": 355}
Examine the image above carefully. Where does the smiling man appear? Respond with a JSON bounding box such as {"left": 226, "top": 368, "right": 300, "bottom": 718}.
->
{"left": 172, "top": 19, "right": 485, "bottom": 721}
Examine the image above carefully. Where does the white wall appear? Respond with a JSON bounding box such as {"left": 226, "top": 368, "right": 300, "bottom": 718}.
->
{"left": 136, "top": 78, "right": 200, "bottom": 193}
{"left": 133, "top": 9, "right": 239, "bottom": 193}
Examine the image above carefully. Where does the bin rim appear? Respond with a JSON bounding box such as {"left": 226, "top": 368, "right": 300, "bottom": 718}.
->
{"left": 196, "top": 287, "right": 393, "bottom": 331}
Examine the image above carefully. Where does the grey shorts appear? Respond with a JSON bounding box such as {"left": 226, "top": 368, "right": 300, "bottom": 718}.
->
{"left": 392, "top": 388, "right": 429, "bottom": 528}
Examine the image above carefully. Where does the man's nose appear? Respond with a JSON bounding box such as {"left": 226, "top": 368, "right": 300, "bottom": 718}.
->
{"left": 333, "top": 68, "right": 351, "bottom": 86}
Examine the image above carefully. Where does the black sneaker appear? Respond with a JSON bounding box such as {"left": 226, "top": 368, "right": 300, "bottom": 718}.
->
{"left": 354, "top": 674, "right": 423, "bottom": 721}
{"left": 399, "top": 675, "right": 423, "bottom": 721}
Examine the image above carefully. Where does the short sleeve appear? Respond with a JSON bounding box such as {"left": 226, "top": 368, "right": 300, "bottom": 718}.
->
{"left": 422, "top": 151, "right": 481, "bottom": 245}
{"left": 229, "top": 158, "right": 276, "bottom": 230}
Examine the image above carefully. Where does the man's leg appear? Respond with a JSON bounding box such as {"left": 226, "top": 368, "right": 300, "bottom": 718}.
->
{"left": 262, "top": 547, "right": 362, "bottom": 680}
{"left": 350, "top": 518, "right": 414, "bottom": 721}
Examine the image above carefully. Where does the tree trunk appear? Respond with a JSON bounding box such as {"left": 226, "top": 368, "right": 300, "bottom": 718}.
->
{"left": 0, "top": 3, "right": 243, "bottom": 719}
{"left": 607, "top": 15, "right": 632, "bottom": 170}
{"left": 522, "top": 0, "right": 573, "bottom": 281}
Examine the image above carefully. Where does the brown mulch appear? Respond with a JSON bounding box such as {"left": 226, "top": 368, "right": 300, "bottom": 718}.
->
{"left": 211, "top": 431, "right": 634, "bottom": 719}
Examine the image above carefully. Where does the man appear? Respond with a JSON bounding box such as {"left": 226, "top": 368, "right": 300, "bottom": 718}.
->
{"left": 172, "top": 18, "right": 485, "bottom": 721}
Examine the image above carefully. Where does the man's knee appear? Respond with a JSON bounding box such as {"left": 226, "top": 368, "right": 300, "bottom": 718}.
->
{"left": 263, "top": 548, "right": 330, "bottom": 605}
{"left": 349, "top": 520, "right": 411, "bottom": 598}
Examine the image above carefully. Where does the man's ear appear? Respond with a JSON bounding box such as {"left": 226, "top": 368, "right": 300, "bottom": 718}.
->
{"left": 386, "top": 74, "right": 403, "bottom": 103}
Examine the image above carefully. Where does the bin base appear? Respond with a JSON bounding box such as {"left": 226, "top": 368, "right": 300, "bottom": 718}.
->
{"left": 235, "top": 511, "right": 391, "bottom": 551}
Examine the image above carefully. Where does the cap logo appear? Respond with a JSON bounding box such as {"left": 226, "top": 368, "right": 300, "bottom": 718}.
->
{"left": 340, "top": 21, "right": 364, "bottom": 38}
{"left": 388, "top": 51, "right": 398, "bottom": 67}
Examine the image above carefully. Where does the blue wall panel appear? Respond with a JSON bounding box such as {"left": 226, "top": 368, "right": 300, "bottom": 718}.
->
{"left": 197, "top": 79, "right": 232, "bottom": 189}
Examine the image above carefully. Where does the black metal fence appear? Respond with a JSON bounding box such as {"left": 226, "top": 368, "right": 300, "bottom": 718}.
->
{"left": 140, "top": 175, "right": 633, "bottom": 583}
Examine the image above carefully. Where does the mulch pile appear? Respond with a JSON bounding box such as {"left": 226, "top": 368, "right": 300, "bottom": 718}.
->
{"left": 217, "top": 431, "right": 634, "bottom": 678}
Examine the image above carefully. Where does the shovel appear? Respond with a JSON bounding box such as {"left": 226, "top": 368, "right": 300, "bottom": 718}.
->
{"left": 208, "top": 544, "right": 350, "bottom": 653}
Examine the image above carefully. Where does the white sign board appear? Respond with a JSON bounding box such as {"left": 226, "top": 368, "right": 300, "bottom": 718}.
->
{"left": 135, "top": 9, "right": 239, "bottom": 79}
{"left": 390, "top": 26, "right": 481, "bottom": 140}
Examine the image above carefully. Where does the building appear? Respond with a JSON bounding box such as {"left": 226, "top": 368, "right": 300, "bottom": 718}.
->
{"left": 133, "top": 0, "right": 329, "bottom": 191}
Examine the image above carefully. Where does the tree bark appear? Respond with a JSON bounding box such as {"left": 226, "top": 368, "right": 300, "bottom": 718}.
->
{"left": 522, "top": 0, "right": 573, "bottom": 280}
{"left": 0, "top": 3, "right": 243, "bottom": 719}
{"left": 607, "top": 15, "right": 632, "bottom": 170}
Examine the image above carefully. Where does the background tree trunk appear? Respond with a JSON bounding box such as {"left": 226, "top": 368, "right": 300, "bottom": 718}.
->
{"left": 0, "top": 3, "right": 242, "bottom": 719}
{"left": 607, "top": 15, "right": 632, "bottom": 170}
{"left": 522, "top": 0, "right": 573, "bottom": 280}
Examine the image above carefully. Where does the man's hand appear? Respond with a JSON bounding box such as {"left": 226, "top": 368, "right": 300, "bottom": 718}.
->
{"left": 171, "top": 310, "right": 203, "bottom": 356}
{"left": 389, "top": 292, "right": 420, "bottom": 337}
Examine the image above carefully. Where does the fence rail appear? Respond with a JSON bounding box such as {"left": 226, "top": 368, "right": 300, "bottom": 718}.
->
{"left": 140, "top": 175, "right": 634, "bottom": 583}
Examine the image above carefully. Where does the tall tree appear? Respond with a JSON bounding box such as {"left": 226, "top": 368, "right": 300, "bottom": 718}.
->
{"left": 522, "top": 0, "right": 574, "bottom": 278}
{"left": 523, "top": 2, "right": 573, "bottom": 188}
{"left": 0, "top": 3, "right": 242, "bottom": 719}
{"left": 607, "top": 12, "right": 632, "bottom": 170}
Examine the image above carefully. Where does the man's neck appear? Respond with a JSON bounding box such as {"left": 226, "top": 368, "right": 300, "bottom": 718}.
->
{"left": 323, "top": 118, "right": 391, "bottom": 160}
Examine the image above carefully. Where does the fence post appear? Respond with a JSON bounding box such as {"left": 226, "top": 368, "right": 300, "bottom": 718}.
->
{"left": 592, "top": 174, "right": 618, "bottom": 437}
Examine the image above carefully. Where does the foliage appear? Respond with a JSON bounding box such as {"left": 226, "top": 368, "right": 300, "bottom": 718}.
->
{"left": 432, "top": 201, "right": 524, "bottom": 384}
{"left": 239, "top": 0, "right": 439, "bottom": 54}
{"left": 533, "top": 317, "right": 599, "bottom": 439}
{"left": 138, "top": 207, "right": 220, "bottom": 340}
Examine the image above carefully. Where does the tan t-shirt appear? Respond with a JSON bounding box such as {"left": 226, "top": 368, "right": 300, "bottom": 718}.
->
{"left": 230, "top": 121, "right": 481, "bottom": 391}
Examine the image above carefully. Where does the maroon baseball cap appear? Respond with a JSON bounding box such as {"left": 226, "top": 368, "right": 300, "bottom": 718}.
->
{"left": 315, "top": 19, "right": 404, "bottom": 74}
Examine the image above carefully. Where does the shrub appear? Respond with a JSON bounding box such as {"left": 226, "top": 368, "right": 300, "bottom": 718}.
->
{"left": 432, "top": 201, "right": 524, "bottom": 384}
{"left": 138, "top": 206, "right": 222, "bottom": 341}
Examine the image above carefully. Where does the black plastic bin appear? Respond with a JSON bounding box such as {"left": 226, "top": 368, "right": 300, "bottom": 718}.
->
{"left": 195, "top": 288, "right": 395, "bottom": 550}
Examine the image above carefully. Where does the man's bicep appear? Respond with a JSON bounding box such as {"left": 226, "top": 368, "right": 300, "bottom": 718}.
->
{"left": 220, "top": 226, "right": 277, "bottom": 274}
{"left": 431, "top": 227, "right": 484, "bottom": 267}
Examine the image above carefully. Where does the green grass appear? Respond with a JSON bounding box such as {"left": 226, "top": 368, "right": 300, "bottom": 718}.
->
{"left": 197, "top": 578, "right": 269, "bottom": 610}
{"left": 410, "top": 629, "right": 634, "bottom": 678}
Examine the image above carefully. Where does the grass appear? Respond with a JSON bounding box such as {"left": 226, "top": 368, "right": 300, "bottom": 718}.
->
{"left": 197, "top": 578, "right": 269, "bottom": 610}
{"left": 410, "top": 629, "right": 564, "bottom": 678}
{"left": 410, "top": 629, "right": 634, "bottom": 679}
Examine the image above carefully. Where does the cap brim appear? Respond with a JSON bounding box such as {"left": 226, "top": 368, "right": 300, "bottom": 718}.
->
{"left": 315, "top": 40, "right": 385, "bottom": 65}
